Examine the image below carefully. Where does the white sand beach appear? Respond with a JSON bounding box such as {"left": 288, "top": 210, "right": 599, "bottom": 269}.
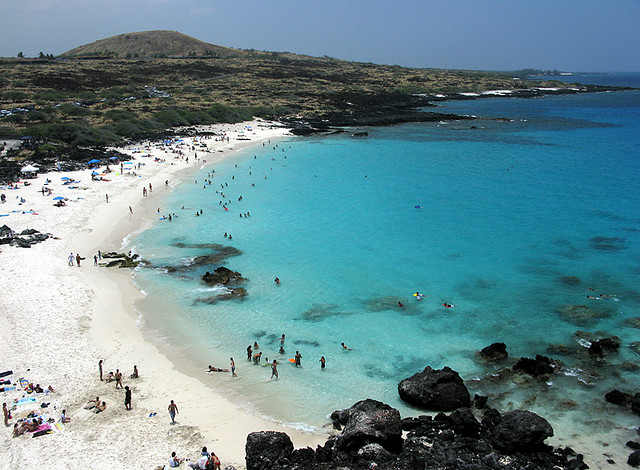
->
{"left": 0, "top": 120, "right": 329, "bottom": 469}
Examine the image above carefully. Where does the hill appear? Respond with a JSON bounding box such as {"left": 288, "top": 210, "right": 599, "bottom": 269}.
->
{"left": 60, "top": 30, "right": 246, "bottom": 59}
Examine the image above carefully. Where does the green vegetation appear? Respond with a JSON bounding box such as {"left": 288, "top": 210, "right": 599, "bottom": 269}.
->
{"left": 0, "top": 31, "right": 579, "bottom": 147}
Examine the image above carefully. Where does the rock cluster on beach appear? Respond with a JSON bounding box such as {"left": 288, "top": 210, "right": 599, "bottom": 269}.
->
{"left": 245, "top": 395, "right": 586, "bottom": 470}
{"left": 0, "top": 224, "right": 54, "bottom": 248}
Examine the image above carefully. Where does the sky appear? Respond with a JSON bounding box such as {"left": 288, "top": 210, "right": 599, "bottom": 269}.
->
{"left": 1, "top": 0, "right": 639, "bottom": 72}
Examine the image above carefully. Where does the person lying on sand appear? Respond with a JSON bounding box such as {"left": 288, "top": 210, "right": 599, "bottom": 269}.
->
{"left": 105, "top": 372, "right": 115, "bottom": 382}
{"left": 92, "top": 401, "right": 107, "bottom": 414}
{"left": 84, "top": 397, "right": 100, "bottom": 410}
{"left": 206, "top": 365, "right": 229, "bottom": 373}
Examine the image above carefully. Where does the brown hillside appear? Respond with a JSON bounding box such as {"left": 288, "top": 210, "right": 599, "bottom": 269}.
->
{"left": 60, "top": 30, "right": 246, "bottom": 58}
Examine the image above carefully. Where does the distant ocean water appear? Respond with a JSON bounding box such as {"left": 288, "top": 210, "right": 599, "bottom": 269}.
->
{"left": 130, "top": 73, "right": 640, "bottom": 438}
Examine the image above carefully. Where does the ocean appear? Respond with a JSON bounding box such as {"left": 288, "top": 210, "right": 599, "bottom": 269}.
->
{"left": 129, "top": 73, "right": 640, "bottom": 438}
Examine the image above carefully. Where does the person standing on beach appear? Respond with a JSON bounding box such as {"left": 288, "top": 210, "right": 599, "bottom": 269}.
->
{"left": 3, "top": 402, "right": 10, "bottom": 426}
{"left": 114, "top": 369, "right": 123, "bottom": 389}
{"left": 230, "top": 358, "right": 237, "bottom": 377}
{"left": 319, "top": 356, "right": 326, "bottom": 370}
{"left": 168, "top": 400, "right": 178, "bottom": 424}
{"left": 294, "top": 351, "right": 302, "bottom": 367}
{"left": 76, "top": 253, "right": 82, "bottom": 267}
{"left": 68, "top": 252, "right": 74, "bottom": 266}
{"left": 98, "top": 359, "right": 103, "bottom": 381}
{"left": 124, "top": 386, "right": 132, "bottom": 410}
{"left": 270, "top": 360, "right": 278, "bottom": 380}
{"left": 105, "top": 194, "right": 109, "bottom": 203}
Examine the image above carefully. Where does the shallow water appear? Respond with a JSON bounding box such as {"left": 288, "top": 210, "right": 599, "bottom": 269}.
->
{"left": 130, "top": 74, "right": 640, "bottom": 438}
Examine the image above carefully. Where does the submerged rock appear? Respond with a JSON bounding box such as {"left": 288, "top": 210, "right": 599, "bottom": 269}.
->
{"left": 605, "top": 389, "right": 631, "bottom": 405}
{"left": 194, "top": 287, "right": 247, "bottom": 304}
{"left": 398, "top": 366, "right": 471, "bottom": 411}
{"left": 560, "top": 275, "right": 582, "bottom": 286}
{"left": 559, "top": 304, "right": 607, "bottom": 324}
{"left": 590, "top": 236, "right": 626, "bottom": 251}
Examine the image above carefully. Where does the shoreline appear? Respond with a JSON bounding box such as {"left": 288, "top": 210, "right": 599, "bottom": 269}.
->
{"left": 0, "top": 120, "right": 329, "bottom": 469}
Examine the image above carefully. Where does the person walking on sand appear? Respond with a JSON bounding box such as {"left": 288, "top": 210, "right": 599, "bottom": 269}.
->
{"left": 76, "top": 253, "right": 82, "bottom": 267}
{"left": 230, "top": 358, "right": 237, "bottom": 377}
{"left": 94, "top": 255, "right": 98, "bottom": 266}
{"left": 168, "top": 400, "right": 178, "bottom": 424}
{"left": 124, "top": 386, "right": 132, "bottom": 410}
{"left": 115, "top": 369, "right": 123, "bottom": 389}
{"left": 105, "top": 194, "right": 109, "bottom": 203}
{"left": 270, "top": 359, "right": 278, "bottom": 380}
{"left": 98, "top": 359, "right": 103, "bottom": 381}
{"left": 68, "top": 252, "right": 74, "bottom": 266}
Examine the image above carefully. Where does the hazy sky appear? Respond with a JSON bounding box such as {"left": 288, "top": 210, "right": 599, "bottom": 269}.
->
{"left": 1, "top": 0, "right": 639, "bottom": 71}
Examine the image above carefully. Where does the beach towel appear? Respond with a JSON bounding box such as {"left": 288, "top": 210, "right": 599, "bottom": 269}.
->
{"left": 52, "top": 422, "right": 64, "bottom": 432}
{"left": 19, "top": 378, "right": 29, "bottom": 389}
{"left": 0, "top": 386, "right": 15, "bottom": 392}
{"left": 0, "top": 370, "right": 13, "bottom": 378}
{"left": 14, "top": 397, "right": 36, "bottom": 406}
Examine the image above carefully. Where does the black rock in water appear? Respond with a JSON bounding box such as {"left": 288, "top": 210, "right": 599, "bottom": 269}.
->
{"left": 629, "top": 450, "right": 640, "bottom": 468}
{"left": 202, "top": 266, "right": 246, "bottom": 286}
{"left": 605, "top": 389, "right": 631, "bottom": 406}
{"left": 479, "top": 342, "right": 508, "bottom": 361}
{"left": 397, "top": 366, "right": 471, "bottom": 411}
{"left": 513, "top": 355, "right": 555, "bottom": 376}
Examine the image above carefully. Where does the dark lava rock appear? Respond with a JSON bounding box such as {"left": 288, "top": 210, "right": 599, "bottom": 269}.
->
{"left": 449, "top": 407, "right": 480, "bottom": 437}
{"left": 473, "top": 394, "right": 488, "bottom": 409}
{"left": 0, "top": 225, "right": 52, "bottom": 248}
{"left": 491, "top": 410, "right": 553, "bottom": 452}
{"left": 627, "top": 441, "right": 640, "bottom": 450}
{"left": 479, "top": 342, "right": 508, "bottom": 361}
{"left": 561, "top": 275, "right": 582, "bottom": 286}
{"left": 332, "top": 399, "right": 403, "bottom": 453}
{"left": 481, "top": 408, "right": 502, "bottom": 428}
{"left": 513, "top": 355, "right": 555, "bottom": 377}
{"left": 605, "top": 389, "right": 631, "bottom": 405}
{"left": 594, "top": 337, "right": 620, "bottom": 351}
{"left": 202, "top": 266, "right": 246, "bottom": 286}
{"left": 629, "top": 450, "right": 640, "bottom": 468}
{"left": 632, "top": 393, "right": 640, "bottom": 416}
{"left": 245, "top": 431, "right": 293, "bottom": 470}
{"left": 398, "top": 366, "right": 471, "bottom": 411}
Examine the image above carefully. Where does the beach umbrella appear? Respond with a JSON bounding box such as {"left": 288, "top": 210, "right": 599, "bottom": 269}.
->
{"left": 87, "top": 159, "right": 101, "bottom": 164}
{"left": 109, "top": 156, "right": 119, "bottom": 160}
{"left": 61, "top": 176, "right": 70, "bottom": 180}
{"left": 21, "top": 164, "right": 39, "bottom": 173}
{"left": 123, "top": 161, "right": 133, "bottom": 165}
{"left": 91, "top": 171, "right": 99, "bottom": 176}
{"left": 53, "top": 196, "right": 64, "bottom": 200}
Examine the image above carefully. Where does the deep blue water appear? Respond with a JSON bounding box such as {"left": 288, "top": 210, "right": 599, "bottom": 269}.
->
{"left": 131, "top": 74, "right": 640, "bottom": 436}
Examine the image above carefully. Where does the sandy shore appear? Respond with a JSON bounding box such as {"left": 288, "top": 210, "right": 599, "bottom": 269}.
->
{"left": 0, "top": 120, "right": 329, "bottom": 469}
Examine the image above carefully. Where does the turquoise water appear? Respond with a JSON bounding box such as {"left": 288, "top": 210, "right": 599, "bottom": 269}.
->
{"left": 131, "top": 75, "right": 640, "bottom": 435}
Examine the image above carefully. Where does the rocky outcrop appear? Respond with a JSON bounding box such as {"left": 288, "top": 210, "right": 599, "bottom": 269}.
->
{"left": 491, "top": 410, "right": 554, "bottom": 452}
{"left": 398, "top": 366, "right": 470, "bottom": 411}
{"left": 245, "top": 431, "right": 294, "bottom": 470}
{"left": 632, "top": 393, "right": 640, "bottom": 416}
{"left": 101, "top": 252, "right": 140, "bottom": 268}
{"left": 202, "top": 266, "right": 246, "bottom": 286}
{"left": 478, "top": 342, "right": 508, "bottom": 361}
{"left": 330, "top": 399, "right": 403, "bottom": 453}
{"left": 257, "top": 400, "right": 585, "bottom": 470}
{"left": 0, "top": 225, "right": 53, "bottom": 248}
{"left": 513, "top": 355, "right": 555, "bottom": 377}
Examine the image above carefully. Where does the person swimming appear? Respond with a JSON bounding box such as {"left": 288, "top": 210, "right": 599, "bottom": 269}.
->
{"left": 443, "top": 303, "right": 456, "bottom": 308}
{"left": 413, "top": 292, "right": 424, "bottom": 300}
{"left": 274, "top": 277, "right": 280, "bottom": 285}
